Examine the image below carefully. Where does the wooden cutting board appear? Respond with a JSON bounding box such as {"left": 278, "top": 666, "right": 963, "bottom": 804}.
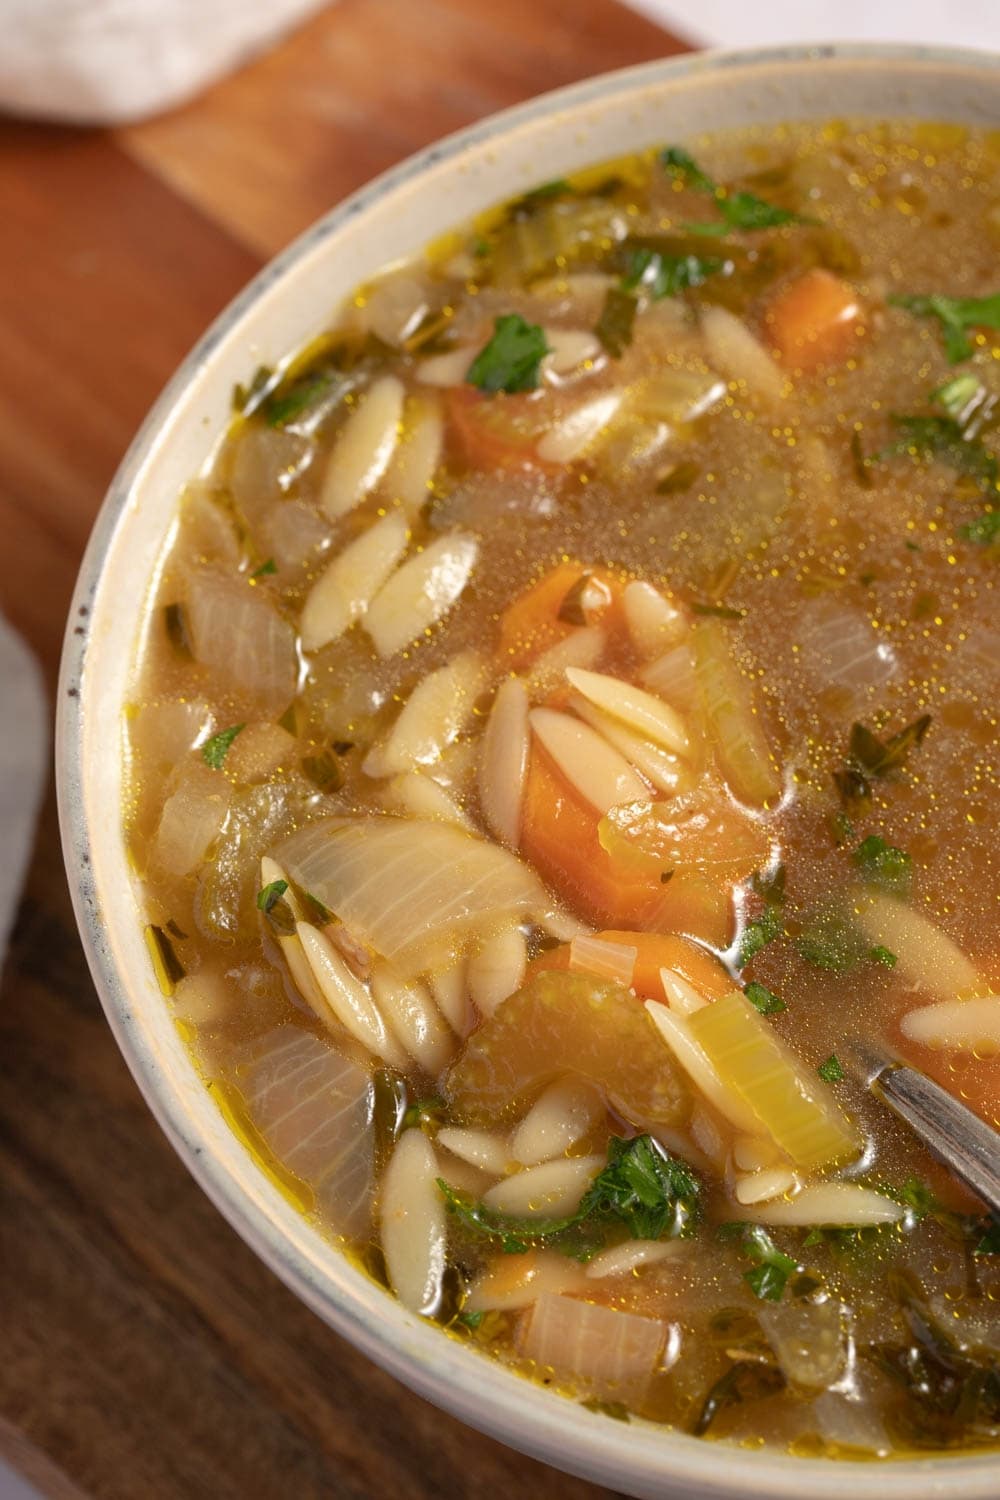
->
{"left": 0, "top": 3, "right": 686, "bottom": 1495}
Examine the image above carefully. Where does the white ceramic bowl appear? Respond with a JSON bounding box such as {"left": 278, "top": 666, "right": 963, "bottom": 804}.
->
{"left": 58, "top": 44, "right": 1000, "bottom": 1500}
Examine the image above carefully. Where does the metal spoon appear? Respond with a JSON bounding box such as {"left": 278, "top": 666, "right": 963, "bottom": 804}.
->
{"left": 843, "top": 1039, "right": 1000, "bottom": 1219}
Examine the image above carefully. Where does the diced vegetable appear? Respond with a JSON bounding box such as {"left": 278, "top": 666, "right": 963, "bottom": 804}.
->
{"left": 518, "top": 1294, "right": 669, "bottom": 1407}
{"left": 765, "top": 269, "right": 862, "bottom": 370}
{"left": 692, "top": 619, "right": 782, "bottom": 808}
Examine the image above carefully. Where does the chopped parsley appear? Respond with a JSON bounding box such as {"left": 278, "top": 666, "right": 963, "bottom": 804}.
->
{"left": 465, "top": 314, "right": 549, "bottom": 394}
{"left": 403, "top": 1096, "right": 447, "bottom": 1132}
{"left": 662, "top": 145, "right": 803, "bottom": 234}
{"left": 817, "top": 1054, "right": 845, "bottom": 1084}
{"left": 797, "top": 909, "right": 868, "bottom": 972}
{"left": 887, "top": 414, "right": 998, "bottom": 492}
{"left": 201, "top": 722, "right": 245, "bottom": 769}
{"left": 744, "top": 981, "right": 786, "bottom": 1016}
{"left": 852, "top": 834, "right": 912, "bottom": 895}
{"left": 869, "top": 945, "right": 898, "bottom": 968}
{"left": 932, "top": 371, "right": 989, "bottom": 424}
{"left": 621, "top": 245, "right": 725, "bottom": 300}
{"left": 889, "top": 290, "right": 1000, "bottom": 363}
{"left": 594, "top": 286, "right": 638, "bottom": 357}
{"left": 960, "top": 509, "right": 1000, "bottom": 545}
{"left": 836, "top": 714, "right": 932, "bottom": 806}
{"left": 975, "top": 1218, "right": 1000, "bottom": 1255}
{"left": 233, "top": 364, "right": 277, "bottom": 417}
{"left": 250, "top": 557, "right": 277, "bottom": 579}
{"left": 737, "top": 904, "right": 783, "bottom": 967}
{"left": 263, "top": 373, "right": 333, "bottom": 428}
{"left": 256, "top": 879, "right": 288, "bottom": 913}
{"left": 720, "top": 1223, "right": 800, "bottom": 1302}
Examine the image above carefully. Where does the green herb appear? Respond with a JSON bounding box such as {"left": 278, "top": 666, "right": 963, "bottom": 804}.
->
{"left": 691, "top": 602, "right": 747, "bottom": 620}
{"left": 890, "top": 290, "right": 1000, "bottom": 363}
{"left": 465, "top": 314, "right": 549, "bottom": 394}
{"left": 403, "top": 1096, "right": 447, "bottom": 1132}
{"left": 737, "top": 904, "right": 782, "bottom": 967}
{"left": 508, "top": 178, "right": 573, "bottom": 217}
{"left": 817, "top": 1054, "right": 845, "bottom": 1084}
{"left": 458, "top": 1309, "right": 485, "bottom": 1329}
{"left": 655, "top": 459, "right": 700, "bottom": 494}
{"left": 887, "top": 414, "right": 999, "bottom": 492}
{"left": 959, "top": 509, "right": 1000, "bottom": 544}
{"left": 974, "top": 1218, "right": 1000, "bottom": 1255}
{"left": 233, "top": 364, "right": 276, "bottom": 417}
{"left": 581, "top": 1399, "right": 631, "bottom": 1422}
{"left": 264, "top": 373, "right": 333, "bottom": 428}
{"left": 830, "top": 809, "right": 856, "bottom": 846}
{"left": 621, "top": 246, "right": 724, "bottom": 300}
{"left": 256, "top": 879, "right": 288, "bottom": 913}
{"left": 932, "top": 371, "right": 988, "bottom": 423}
{"left": 797, "top": 909, "right": 867, "bottom": 972}
{"left": 744, "top": 981, "right": 786, "bottom": 1016}
{"left": 437, "top": 1134, "right": 700, "bottom": 1257}
{"left": 594, "top": 286, "right": 638, "bottom": 357}
{"left": 144, "top": 923, "right": 185, "bottom": 996}
{"left": 163, "top": 601, "right": 193, "bottom": 659}
{"left": 250, "top": 557, "right": 277, "bottom": 579}
{"left": 841, "top": 714, "right": 932, "bottom": 800}
{"left": 869, "top": 944, "right": 898, "bottom": 968}
{"left": 471, "top": 237, "right": 492, "bottom": 259}
{"left": 737, "top": 1224, "right": 800, "bottom": 1302}
{"left": 692, "top": 1361, "right": 785, "bottom": 1437}
{"left": 853, "top": 834, "right": 912, "bottom": 895}
{"left": 201, "top": 722, "right": 245, "bottom": 770}
{"left": 661, "top": 145, "right": 802, "bottom": 234}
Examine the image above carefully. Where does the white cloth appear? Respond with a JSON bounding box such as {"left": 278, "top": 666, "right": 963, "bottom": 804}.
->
{"left": 0, "top": 0, "right": 329, "bottom": 125}
{"left": 0, "top": 616, "right": 47, "bottom": 971}
{"left": 629, "top": 0, "right": 1000, "bottom": 50}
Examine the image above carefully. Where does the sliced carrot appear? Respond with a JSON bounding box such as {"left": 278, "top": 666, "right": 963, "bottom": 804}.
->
{"left": 764, "top": 268, "right": 862, "bottom": 372}
{"left": 520, "top": 744, "right": 734, "bottom": 945}
{"left": 447, "top": 386, "right": 562, "bottom": 473}
{"left": 497, "top": 560, "right": 627, "bottom": 671}
{"left": 528, "top": 928, "right": 732, "bottom": 1004}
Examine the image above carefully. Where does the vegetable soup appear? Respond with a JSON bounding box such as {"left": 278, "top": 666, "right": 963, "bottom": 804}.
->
{"left": 125, "top": 119, "right": 1000, "bottom": 1457}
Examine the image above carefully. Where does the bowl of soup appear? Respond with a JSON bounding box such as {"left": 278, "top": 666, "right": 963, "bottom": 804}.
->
{"left": 57, "top": 42, "right": 1000, "bottom": 1500}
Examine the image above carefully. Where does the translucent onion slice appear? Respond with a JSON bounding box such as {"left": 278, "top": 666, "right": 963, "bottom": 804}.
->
{"left": 370, "top": 965, "right": 455, "bottom": 1075}
{"left": 380, "top": 1129, "right": 447, "bottom": 1316}
{"left": 518, "top": 1293, "right": 669, "bottom": 1405}
{"left": 186, "top": 571, "right": 297, "bottom": 710}
{"left": 320, "top": 374, "right": 405, "bottom": 517}
{"left": 529, "top": 707, "right": 650, "bottom": 815}
{"left": 153, "top": 774, "right": 230, "bottom": 878}
{"left": 565, "top": 667, "right": 689, "bottom": 756}
{"left": 742, "top": 1183, "right": 905, "bottom": 1228}
{"left": 622, "top": 579, "right": 688, "bottom": 659}
{"left": 299, "top": 510, "right": 409, "bottom": 652}
{"left": 465, "top": 1249, "right": 588, "bottom": 1313}
{"left": 510, "top": 1078, "right": 603, "bottom": 1167}
{"left": 239, "top": 1025, "right": 375, "bottom": 1239}
{"left": 436, "top": 1126, "right": 511, "bottom": 1176}
{"left": 481, "top": 1154, "right": 604, "bottom": 1218}
{"left": 686, "top": 992, "right": 862, "bottom": 1169}
{"left": 478, "top": 676, "right": 530, "bottom": 849}
{"left": 536, "top": 390, "right": 624, "bottom": 464}
{"left": 381, "top": 394, "right": 444, "bottom": 516}
{"left": 571, "top": 696, "right": 694, "bottom": 797}
{"left": 467, "top": 926, "right": 527, "bottom": 1017}
{"left": 363, "top": 650, "right": 487, "bottom": 778}
{"left": 296, "top": 922, "right": 408, "bottom": 1069}
{"left": 854, "top": 891, "right": 981, "bottom": 1002}
{"left": 364, "top": 532, "right": 478, "bottom": 657}
{"left": 759, "top": 1301, "right": 848, "bottom": 1390}
{"left": 692, "top": 618, "right": 782, "bottom": 808}
{"left": 569, "top": 933, "right": 636, "bottom": 987}
{"left": 700, "top": 304, "right": 786, "bottom": 407}
{"left": 899, "top": 995, "right": 1000, "bottom": 1053}
{"left": 645, "top": 1000, "right": 762, "bottom": 1134}
{"left": 384, "top": 772, "right": 472, "bottom": 830}
{"left": 277, "top": 816, "right": 563, "bottom": 978}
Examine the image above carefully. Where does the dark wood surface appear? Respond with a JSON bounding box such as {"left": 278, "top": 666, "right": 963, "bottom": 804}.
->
{"left": 0, "top": 3, "right": 688, "bottom": 1496}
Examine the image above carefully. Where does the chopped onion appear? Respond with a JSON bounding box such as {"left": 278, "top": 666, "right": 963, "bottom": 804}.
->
{"left": 467, "top": 926, "right": 527, "bottom": 1017}
{"left": 536, "top": 390, "right": 624, "bottom": 464}
{"left": 153, "top": 772, "right": 230, "bottom": 878}
{"left": 759, "top": 1301, "right": 848, "bottom": 1390}
{"left": 384, "top": 771, "right": 472, "bottom": 830}
{"left": 381, "top": 394, "right": 444, "bottom": 517}
{"left": 566, "top": 668, "right": 689, "bottom": 756}
{"left": 296, "top": 922, "right": 408, "bottom": 1069}
{"left": 742, "top": 1183, "right": 905, "bottom": 1227}
{"left": 899, "top": 994, "right": 1000, "bottom": 1053}
{"left": 585, "top": 1239, "right": 686, "bottom": 1279}
{"left": 810, "top": 1390, "right": 890, "bottom": 1456}
{"left": 362, "top": 271, "right": 431, "bottom": 347}
{"left": 277, "top": 816, "right": 563, "bottom": 977}
{"left": 171, "top": 969, "right": 235, "bottom": 1027}
{"left": 363, "top": 650, "right": 487, "bottom": 777}
{"left": 478, "top": 676, "right": 530, "bottom": 849}
{"left": 529, "top": 707, "right": 650, "bottom": 815}
{"left": 380, "top": 1129, "right": 447, "bottom": 1316}
{"left": 523, "top": 625, "right": 606, "bottom": 700}
{"left": 572, "top": 697, "right": 694, "bottom": 797}
{"left": 299, "top": 510, "right": 410, "bottom": 652}
{"left": 225, "top": 721, "right": 297, "bottom": 784}
{"left": 569, "top": 933, "right": 636, "bottom": 987}
{"left": 128, "top": 698, "right": 213, "bottom": 771}
{"left": 370, "top": 965, "right": 455, "bottom": 1075}
{"left": 510, "top": 1078, "right": 604, "bottom": 1167}
{"left": 364, "top": 532, "right": 478, "bottom": 657}
{"left": 239, "top": 1025, "right": 375, "bottom": 1239}
{"left": 186, "top": 571, "right": 297, "bottom": 710}
{"left": 854, "top": 891, "right": 981, "bottom": 1002}
{"left": 693, "top": 618, "right": 782, "bottom": 808}
{"left": 465, "top": 1249, "right": 588, "bottom": 1313}
{"left": 623, "top": 580, "right": 688, "bottom": 659}
{"left": 257, "top": 498, "right": 332, "bottom": 572}
{"left": 436, "top": 1126, "right": 511, "bottom": 1175}
{"left": 320, "top": 375, "right": 405, "bottom": 517}
{"left": 700, "top": 305, "right": 786, "bottom": 407}
{"left": 791, "top": 595, "right": 897, "bottom": 697}
{"left": 645, "top": 1000, "right": 762, "bottom": 1134}
{"left": 482, "top": 1154, "right": 604, "bottom": 1218}
{"left": 518, "top": 1293, "right": 669, "bottom": 1405}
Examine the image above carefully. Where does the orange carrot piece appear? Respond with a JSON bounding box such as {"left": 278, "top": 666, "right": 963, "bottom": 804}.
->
{"left": 765, "top": 268, "right": 862, "bottom": 372}
{"left": 497, "top": 560, "right": 626, "bottom": 671}
{"left": 528, "top": 928, "right": 732, "bottom": 1004}
{"left": 447, "top": 386, "right": 561, "bottom": 474}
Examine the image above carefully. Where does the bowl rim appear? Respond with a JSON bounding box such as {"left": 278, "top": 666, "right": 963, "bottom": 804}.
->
{"left": 57, "top": 40, "right": 1000, "bottom": 1500}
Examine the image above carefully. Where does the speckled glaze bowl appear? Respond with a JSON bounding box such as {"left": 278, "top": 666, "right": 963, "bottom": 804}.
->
{"left": 58, "top": 44, "right": 1000, "bottom": 1500}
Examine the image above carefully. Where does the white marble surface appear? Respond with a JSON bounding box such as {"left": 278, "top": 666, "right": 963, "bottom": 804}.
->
{"left": 629, "top": 0, "right": 1000, "bottom": 50}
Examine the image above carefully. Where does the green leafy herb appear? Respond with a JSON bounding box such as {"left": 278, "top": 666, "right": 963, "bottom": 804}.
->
{"left": 797, "top": 909, "right": 868, "bottom": 972}
{"left": 403, "top": 1096, "right": 447, "bottom": 1132}
{"left": 692, "top": 1361, "right": 785, "bottom": 1436}
{"left": 457, "top": 1309, "right": 485, "bottom": 1329}
{"left": 887, "top": 415, "right": 999, "bottom": 492}
{"left": 738, "top": 1224, "right": 800, "bottom": 1302}
{"left": 661, "top": 145, "right": 802, "bottom": 234}
{"left": 932, "top": 371, "right": 988, "bottom": 423}
{"left": 471, "top": 237, "right": 492, "bottom": 259}
{"left": 751, "top": 863, "right": 786, "bottom": 906}
{"left": 852, "top": 834, "right": 912, "bottom": 895}
{"left": 466, "top": 314, "right": 549, "bottom": 394}
{"left": 817, "top": 1054, "right": 845, "bottom": 1084}
{"left": 869, "top": 944, "right": 898, "bottom": 968}
{"left": 691, "top": 602, "right": 747, "bottom": 620}
{"left": 264, "top": 373, "right": 334, "bottom": 428}
{"left": 974, "top": 1218, "right": 1000, "bottom": 1255}
{"left": 837, "top": 714, "right": 932, "bottom": 806}
{"left": 621, "top": 246, "right": 724, "bottom": 300}
{"left": 737, "top": 904, "right": 782, "bottom": 967}
{"left": 233, "top": 364, "right": 276, "bottom": 417}
{"left": 250, "top": 557, "right": 277, "bottom": 579}
{"left": 594, "top": 286, "right": 638, "bottom": 357}
{"left": 744, "top": 981, "right": 786, "bottom": 1016}
{"left": 890, "top": 290, "right": 1000, "bottom": 363}
{"left": 256, "top": 879, "right": 288, "bottom": 913}
{"left": 508, "top": 178, "right": 573, "bottom": 219}
{"left": 201, "top": 722, "right": 245, "bottom": 770}
{"left": 959, "top": 509, "right": 1000, "bottom": 544}
{"left": 437, "top": 1134, "right": 700, "bottom": 1258}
